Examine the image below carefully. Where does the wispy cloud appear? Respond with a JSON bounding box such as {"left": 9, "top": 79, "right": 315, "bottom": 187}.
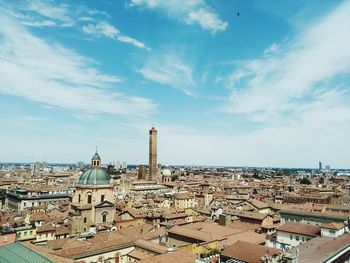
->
{"left": 201, "top": 1, "right": 350, "bottom": 167}
{"left": 83, "top": 21, "right": 150, "bottom": 50}
{"left": 0, "top": 0, "right": 148, "bottom": 50}
{"left": 26, "top": 0, "right": 74, "bottom": 27}
{"left": 0, "top": 0, "right": 91, "bottom": 28}
{"left": 129, "top": 0, "right": 227, "bottom": 34}
{"left": 139, "top": 54, "right": 196, "bottom": 95}
{"left": 0, "top": 13, "right": 155, "bottom": 117}
{"left": 222, "top": 1, "right": 350, "bottom": 122}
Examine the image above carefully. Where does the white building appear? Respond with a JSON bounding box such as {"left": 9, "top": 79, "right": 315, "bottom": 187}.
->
{"left": 320, "top": 222, "right": 346, "bottom": 238}
{"left": 266, "top": 222, "right": 320, "bottom": 251}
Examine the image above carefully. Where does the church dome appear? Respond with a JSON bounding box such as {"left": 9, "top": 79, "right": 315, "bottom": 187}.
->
{"left": 77, "top": 168, "right": 110, "bottom": 185}
{"left": 162, "top": 168, "right": 172, "bottom": 176}
{"left": 77, "top": 150, "right": 110, "bottom": 185}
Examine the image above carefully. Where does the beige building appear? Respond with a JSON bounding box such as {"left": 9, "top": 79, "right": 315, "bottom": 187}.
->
{"left": 137, "top": 165, "right": 147, "bottom": 180}
{"left": 35, "top": 224, "right": 55, "bottom": 243}
{"left": 69, "top": 151, "right": 115, "bottom": 236}
{"left": 174, "top": 193, "right": 198, "bottom": 209}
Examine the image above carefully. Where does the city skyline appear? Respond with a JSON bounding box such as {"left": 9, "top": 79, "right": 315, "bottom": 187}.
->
{"left": 1, "top": 0, "right": 350, "bottom": 168}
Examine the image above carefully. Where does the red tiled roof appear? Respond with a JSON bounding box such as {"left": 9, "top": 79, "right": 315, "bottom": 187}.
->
{"left": 320, "top": 222, "right": 345, "bottom": 230}
{"left": 222, "top": 241, "right": 281, "bottom": 263}
{"left": 277, "top": 222, "right": 320, "bottom": 236}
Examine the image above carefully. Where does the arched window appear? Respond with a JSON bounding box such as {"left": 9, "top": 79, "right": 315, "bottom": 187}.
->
{"left": 102, "top": 212, "right": 108, "bottom": 223}
{"left": 87, "top": 194, "right": 92, "bottom": 204}
{"left": 83, "top": 217, "right": 87, "bottom": 223}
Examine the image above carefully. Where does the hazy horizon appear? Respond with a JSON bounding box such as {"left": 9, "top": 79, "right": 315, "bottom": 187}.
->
{"left": 1, "top": 0, "right": 350, "bottom": 168}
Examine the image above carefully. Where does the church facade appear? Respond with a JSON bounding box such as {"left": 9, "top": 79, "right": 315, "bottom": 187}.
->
{"left": 69, "top": 151, "right": 115, "bottom": 236}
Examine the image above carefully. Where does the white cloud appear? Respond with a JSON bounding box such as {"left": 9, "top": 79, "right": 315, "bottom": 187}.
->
{"left": 206, "top": 1, "right": 350, "bottom": 167}
{"left": 0, "top": 0, "right": 76, "bottom": 27}
{"left": 263, "top": 42, "right": 280, "bottom": 57}
{"left": 223, "top": 1, "right": 350, "bottom": 122}
{"left": 26, "top": 0, "right": 74, "bottom": 27}
{"left": 82, "top": 21, "right": 150, "bottom": 50}
{"left": 187, "top": 7, "right": 227, "bottom": 33}
{"left": 139, "top": 54, "right": 195, "bottom": 95}
{"left": 130, "top": 0, "right": 227, "bottom": 34}
{"left": 1, "top": 1, "right": 150, "bottom": 49}
{"left": 116, "top": 103, "right": 350, "bottom": 167}
{"left": 21, "top": 20, "right": 57, "bottom": 27}
{"left": 0, "top": 13, "right": 155, "bottom": 117}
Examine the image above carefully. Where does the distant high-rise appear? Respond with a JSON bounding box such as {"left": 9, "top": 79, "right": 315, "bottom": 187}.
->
{"left": 34, "top": 161, "right": 41, "bottom": 174}
{"left": 149, "top": 127, "right": 157, "bottom": 181}
{"left": 76, "top": 161, "right": 84, "bottom": 169}
{"left": 42, "top": 162, "right": 48, "bottom": 169}
{"left": 325, "top": 165, "right": 331, "bottom": 172}
{"left": 319, "top": 161, "right": 322, "bottom": 171}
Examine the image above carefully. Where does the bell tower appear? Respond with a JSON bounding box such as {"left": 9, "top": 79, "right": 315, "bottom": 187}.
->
{"left": 91, "top": 148, "right": 101, "bottom": 167}
{"left": 149, "top": 127, "right": 157, "bottom": 181}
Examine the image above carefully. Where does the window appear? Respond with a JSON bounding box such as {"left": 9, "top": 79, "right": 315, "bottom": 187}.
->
{"left": 78, "top": 194, "right": 81, "bottom": 203}
{"left": 290, "top": 235, "right": 292, "bottom": 240}
{"left": 329, "top": 230, "right": 336, "bottom": 234}
{"left": 302, "top": 237, "right": 305, "bottom": 242}
{"left": 24, "top": 231, "right": 27, "bottom": 236}
{"left": 30, "top": 231, "right": 33, "bottom": 235}
{"left": 101, "top": 195, "right": 105, "bottom": 202}
{"left": 102, "top": 212, "right": 108, "bottom": 223}
{"left": 296, "top": 235, "right": 300, "bottom": 241}
{"left": 87, "top": 195, "right": 92, "bottom": 204}
{"left": 84, "top": 217, "right": 87, "bottom": 223}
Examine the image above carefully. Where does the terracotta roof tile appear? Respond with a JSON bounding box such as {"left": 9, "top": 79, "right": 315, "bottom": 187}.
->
{"left": 288, "top": 234, "right": 350, "bottom": 263}
{"left": 36, "top": 224, "right": 56, "bottom": 233}
{"left": 138, "top": 248, "right": 196, "bottom": 263}
{"left": 277, "top": 222, "right": 320, "bottom": 237}
{"left": 222, "top": 241, "right": 281, "bottom": 263}
{"left": 320, "top": 222, "right": 345, "bottom": 230}
{"left": 135, "top": 239, "right": 167, "bottom": 254}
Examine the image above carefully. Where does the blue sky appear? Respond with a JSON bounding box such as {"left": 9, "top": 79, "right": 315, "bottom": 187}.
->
{"left": 0, "top": 0, "right": 350, "bottom": 168}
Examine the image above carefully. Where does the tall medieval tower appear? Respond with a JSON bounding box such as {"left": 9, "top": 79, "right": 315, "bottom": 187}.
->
{"left": 149, "top": 127, "right": 157, "bottom": 181}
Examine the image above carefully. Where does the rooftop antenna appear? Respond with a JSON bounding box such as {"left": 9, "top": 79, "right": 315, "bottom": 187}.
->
{"left": 95, "top": 146, "right": 98, "bottom": 153}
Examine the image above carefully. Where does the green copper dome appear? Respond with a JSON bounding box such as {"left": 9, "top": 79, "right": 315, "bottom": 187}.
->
{"left": 92, "top": 152, "right": 101, "bottom": 161}
{"left": 162, "top": 169, "right": 172, "bottom": 176}
{"left": 77, "top": 168, "right": 110, "bottom": 185}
